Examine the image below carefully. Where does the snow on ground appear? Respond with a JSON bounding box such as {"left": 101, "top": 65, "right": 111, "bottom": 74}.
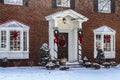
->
{"left": 0, "top": 65, "right": 120, "bottom": 80}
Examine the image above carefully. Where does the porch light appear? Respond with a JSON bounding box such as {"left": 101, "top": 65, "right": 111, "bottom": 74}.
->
{"left": 61, "top": 18, "right": 66, "bottom": 24}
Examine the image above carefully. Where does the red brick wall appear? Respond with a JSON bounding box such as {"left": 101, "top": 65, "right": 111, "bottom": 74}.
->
{"left": 0, "top": 0, "right": 120, "bottom": 66}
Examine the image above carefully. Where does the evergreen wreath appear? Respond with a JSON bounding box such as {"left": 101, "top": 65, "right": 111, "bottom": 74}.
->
{"left": 12, "top": 31, "right": 18, "bottom": 39}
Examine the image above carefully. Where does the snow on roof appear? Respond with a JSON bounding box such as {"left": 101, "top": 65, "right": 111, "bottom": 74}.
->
{"left": 45, "top": 9, "right": 88, "bottom": 21}
{"left": 94, "top": 25, "right": 116, "bottom": 33}
{"left": 0, "top": 20, "right": 29, "bottom": 30}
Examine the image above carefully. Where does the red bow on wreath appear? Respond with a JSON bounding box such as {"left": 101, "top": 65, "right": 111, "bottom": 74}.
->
{"left": 105, "top": 35, "right": 110, "bottom": 42}
{"left": 12, "top": 31, "right": 18, "bottom": 39}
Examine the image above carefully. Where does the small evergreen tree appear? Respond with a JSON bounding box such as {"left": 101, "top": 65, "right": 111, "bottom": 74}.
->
{"left": 96, "top": 48, "right": 105, "bottom": 64}
{"left": 40, "top": 43, "right": 51, "bottom": 66}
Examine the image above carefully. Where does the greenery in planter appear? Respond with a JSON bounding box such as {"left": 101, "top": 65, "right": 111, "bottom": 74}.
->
{"left": 60, "top": 58, "right": 67, "bottom": 65}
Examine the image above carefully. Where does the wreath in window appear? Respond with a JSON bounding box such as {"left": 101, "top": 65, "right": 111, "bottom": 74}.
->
{"left": 105, "top": 35, "right": 110, "bottom": 42}
{"left": 12, "top": 31, "right": 18, "bottom": 39}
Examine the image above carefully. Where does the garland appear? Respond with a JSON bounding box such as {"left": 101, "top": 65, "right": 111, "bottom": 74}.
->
{"left": 78, "top": 29, "right": 83, "bottom": 44}
{"left": 54, "top": 29, "right": 59, "bottom": 44}
{"left": 78, "top": 34, "right": 83, "bottom": 44}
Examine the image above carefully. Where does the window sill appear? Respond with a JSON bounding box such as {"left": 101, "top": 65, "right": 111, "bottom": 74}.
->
{"left": 104, "top": 52, "right": 115, "bottom": 59}
{"left": 0, "top": 51, "right": 29, "bottom": 59}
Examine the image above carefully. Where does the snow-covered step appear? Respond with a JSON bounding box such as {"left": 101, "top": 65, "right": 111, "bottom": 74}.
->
{"left": 66, "top": 62, "right": 81, "bottom": 68}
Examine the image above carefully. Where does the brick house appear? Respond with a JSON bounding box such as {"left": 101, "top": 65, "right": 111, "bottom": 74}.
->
{"left": 0, "top": 0, "right": 120, "bottom": 66}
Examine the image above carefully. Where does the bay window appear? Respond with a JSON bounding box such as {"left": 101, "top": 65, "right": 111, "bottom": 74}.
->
{"left": 94, "top": 26, "right": 116, "bottom": 59}
{"left": 0, "top": 21, "right": 29, "bottom": 59}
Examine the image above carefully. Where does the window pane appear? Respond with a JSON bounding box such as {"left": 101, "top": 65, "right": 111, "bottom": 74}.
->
{"left": 96, "top": 35, "right": 101, "bottom": 49}
{"left": 0, "top": 31, "right": 6, "bottom": 48}
{"left": 10, "top": 31, "right": 20, "bottom": 51}
{"left": 104, "top": 35, "right": 111, "bottom": 51}
{"left": 4, "top": 0, "right": 23, "bottom": 5}
{"left": 57, "top": 0, "right": 62, "bottom": 5}
{"left": 7, "top": 0, "right": 22, "bottom": 3}
{"left": 98, "top": 0, "right": 111, "bottom": 13}
{"left": 23, "top": 31, "right": 27, "bottom": 51}
{"left": 56, "top": 0, "right": 70, "bottom": 7}
{"left": 63, "top": 0, "right": 70, "bottom": 7}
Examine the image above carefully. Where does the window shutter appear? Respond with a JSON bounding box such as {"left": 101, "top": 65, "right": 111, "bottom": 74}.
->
{"left": 111, "top": 0, "right": 115, "bottom": 13}
{"left": 23, "top": 0, "right": 28, "bottom": 6}
{"left": 0, "top": 0, "right": 4, "bottom": 4}
{"left": 94, "top": 0, "right": 98, "bottom": 12}
{"left": 52, "top": 0, "right": 57, "bottom": 8}
{"left": 70, "top": 0, "right": 75, "bottom": 9}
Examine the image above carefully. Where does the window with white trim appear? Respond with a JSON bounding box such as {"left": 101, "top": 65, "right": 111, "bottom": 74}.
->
{"left": 0, "top": 0, "right": 28, "bottom": 6}
{"left": 56, "top": 0, "right": 70, "bottom": 7}
{"left": 0, "top": 31, "right": 7, "bottom": 49}
{"left": 0, "top": 21, "right": 29, "bottom": 59}
{"left": 94, "top": 26, "right": 116, "bottom": 59}
{"left": 10, "top": 31, "right": 20, "bottom": 51}
{"left": 94, "top": 0, "right": 115, "bottom": 13}
{"left": 98, "top": 0, "right": 111, "bottom": 13}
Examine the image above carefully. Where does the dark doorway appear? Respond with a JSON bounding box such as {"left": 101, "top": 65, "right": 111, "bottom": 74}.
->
{"left": 58, "top": 33, "right": 68, "bottom": 60}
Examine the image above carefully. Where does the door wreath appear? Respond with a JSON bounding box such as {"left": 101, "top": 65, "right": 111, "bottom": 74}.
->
{"left": 59, "top": 35, "right": 66, "bottom": 47}
{"left": 59, "top": 39, "right": 66, "bottom": 47}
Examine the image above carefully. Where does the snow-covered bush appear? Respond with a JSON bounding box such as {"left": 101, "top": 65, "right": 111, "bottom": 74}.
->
{"left": 39, "top": 43, "right": 51, "bottom": 66}
{"left": 1, "top": 57, "right": 9, "bottom": 67}
{"left": 102, "top": 62, "right": 111, "bottom": 68}
{"left": 46, "top": 61, "right": 55, "bottom": 70}
{"left": 92, "top": 63, "right": 101, "bottom": 69}
{"left": 110, "top": 61, "right": 117, "bottom": 67}
{"left": 59, "top": 66, "right": 69, "bottom": 70}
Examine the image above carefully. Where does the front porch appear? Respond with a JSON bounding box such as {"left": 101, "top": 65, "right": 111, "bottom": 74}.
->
{"left": 46, "top": 9, "right": 88, "bottom": 62}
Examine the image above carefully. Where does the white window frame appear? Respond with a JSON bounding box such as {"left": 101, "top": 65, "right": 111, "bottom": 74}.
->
{"left": 56, "top": 0, "right": 70, "bottom": 7}
{"left": 98, "top": 0, "right": 111, "bottom": 13}
{"left": 4, "top": 0, "right": 23, "bottom": 5}
{"left": 0, "top": 31, "right": 7, "bottom": 50}
{"left": 0, "top": 21, "right": 29, "bottom": 59}
{"left": 94, "top": 27, "right": 116, "bottom": 59}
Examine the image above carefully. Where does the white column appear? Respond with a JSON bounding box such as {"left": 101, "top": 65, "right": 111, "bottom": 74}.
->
{"left": 27, "top": 30, "right": 29, "bottom": 52}
{"left": 20, "top": 30, "right": 23, "bottom": 51}
{"left": 74, "top": 29, "right": 78, "bottom": 61}
{"left": 94, "top": 33, "right": 97, "bottom": 58}
{"left": 7, "top": 30, "right": 10, "bottom": 51}
{"left": 49, "top": 20, "right": 58, "bottom": 60}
